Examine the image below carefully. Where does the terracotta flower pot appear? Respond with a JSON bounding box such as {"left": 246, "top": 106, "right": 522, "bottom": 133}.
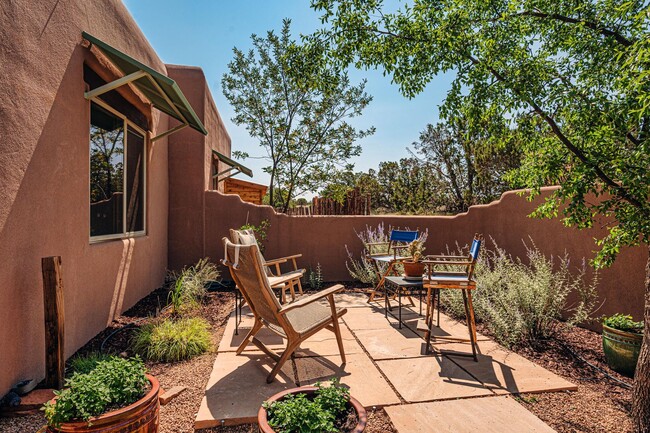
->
{"left": 258, "top": 386, "right": 367, "bottom": 433}
{"left": 46, "top": 374, "right": 160, "bottom": 433}
{"left": 602, "top": 324, "right": 642, "bottom": 378}
{"left": 402, "top": 260, "right": 425, "bottom": 278}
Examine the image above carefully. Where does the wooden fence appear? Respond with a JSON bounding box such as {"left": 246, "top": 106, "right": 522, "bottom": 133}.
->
{"left": 311, "top": 188, "right": 371, "bottom": 215}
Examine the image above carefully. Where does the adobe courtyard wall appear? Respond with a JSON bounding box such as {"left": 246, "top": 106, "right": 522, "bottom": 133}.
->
{"left": 205, "top": 188, "right": 647, "bottom": 327}
{"left": 0, "top": 0, "right": 170, "bottom": 396}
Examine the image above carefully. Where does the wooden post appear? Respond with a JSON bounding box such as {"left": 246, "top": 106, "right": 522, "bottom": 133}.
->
{"left": 42, "top": 256, "right": 65, "bottom": 389}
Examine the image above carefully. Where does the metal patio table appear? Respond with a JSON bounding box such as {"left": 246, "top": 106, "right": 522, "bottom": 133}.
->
{"left": 383, "top": 276, "right": 427, "bottom": 328}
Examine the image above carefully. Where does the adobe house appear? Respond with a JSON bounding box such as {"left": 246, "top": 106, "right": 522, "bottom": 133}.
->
{"left": 0, "top": 0, "right": 252, "bottom": 397}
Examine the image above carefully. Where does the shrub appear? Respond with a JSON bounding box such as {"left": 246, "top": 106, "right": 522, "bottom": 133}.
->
{"left": 131, "top": 317, "right": 212, "bottom": 362}
{"left": 240, "top": 219, "right": 270, "bottom": 253}
{"left": 167, "top": 258, "right": 219, "bottom": 314}
{"left": 441, "top": 239, "right": 598, "bottom": 347}
{"left": 263, "top": 379, "right": 350, "bottom": 433}
{"left": 68, "top": 351, "right": 111, "bottom": 375}
{"left": 603, "top": 314, "right": 643, "bottom": 334}
{"left": 308, "top": 263, "right": 324, "bottom": 290}
{"left": 43, "top": 356, "right": 148, "bottom": 427}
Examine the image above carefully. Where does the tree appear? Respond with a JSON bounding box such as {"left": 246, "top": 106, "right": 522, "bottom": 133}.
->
{"left": 413, "top": 120, "right": 521, "bottom": 213}
{"left": 222, "top": 19, "right": 374, "bottom": 213}
{"left": 310, "top": 0, "right": 650, "bottom": 428}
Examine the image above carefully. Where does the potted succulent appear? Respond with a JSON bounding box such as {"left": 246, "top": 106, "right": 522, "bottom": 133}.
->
{"left": 258, "top": 379, "right": 366, "bottom": 433}
{"left": 602, "top": 314, "right": 644, "bottom": 377}
{"left": 42, "top": 356, "right": 159, "bottom": 433}
{"left": 402, "top": 239, "right": 426, "bottom": 278}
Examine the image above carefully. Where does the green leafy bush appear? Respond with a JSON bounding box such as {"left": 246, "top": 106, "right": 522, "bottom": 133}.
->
{"left": 240, "top": 219, "right": 270, "bottom": 253}
{"left": 68, "top": 351, "right": 111, "bottom": 375}
{"left": 603, "top": 314, "right": 643, "bottom": 334}
{"left": 441, "top": 239, "right": 598, "bottom": 347}
{"left": 43, "top": 356, "right": 148, "bottom": 427}
{"left": 263, "top": 379, "right": 350, "bottom": 433}
{"left": 131, "top": 317, "right": 212, "bottom": 362}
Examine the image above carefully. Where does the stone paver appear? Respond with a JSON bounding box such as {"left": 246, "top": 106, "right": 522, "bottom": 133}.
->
{"left": 385, "top": 396, "right": 557, "bottom": 433}
{"left": 376, "top": 355, "right": 494, "bottom": 402}
{"left": 294, "top": 353, "right": 401, "bottom": 407}
{"left": 439, "top": 341, "right": 577, "bottom": 394}
{"left": 353, "top": 325, "right": 426, "bottom": 360}
{"left": 195, "top": 352, "right": 297, "bottom": 428}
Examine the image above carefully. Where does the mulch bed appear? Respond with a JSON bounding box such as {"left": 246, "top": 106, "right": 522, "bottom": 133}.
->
{"left": 0, "top": 283, "right": 635, "bottom": 433}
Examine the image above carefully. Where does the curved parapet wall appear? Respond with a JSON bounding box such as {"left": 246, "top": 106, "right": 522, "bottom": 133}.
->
{"left": 204, "top": 186, "right": 646, "bottom": 325}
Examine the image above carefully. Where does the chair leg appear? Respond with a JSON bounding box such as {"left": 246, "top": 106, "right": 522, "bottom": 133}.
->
{"left": 236, "top": 318, "right": 263, "bottom": 355}
{"left": 328, "top": 295, "right": 346, "bottom": 364}
{"left": 267, "top": 340, "right": 299, "bottom": 383}
{"left": 369, "top": 261, "right": 394, "bottom": 303}
{"left": 462, "top": 289, "right": 478, "bottom": 362}
{"left": 466, "top": 290, "right": 478, "bottom": 361}
{"left": 288, "top": 281, "right": 296, "bottom": 301}
{"left": 296, "top": 279, "right": 304, "bottom": 296}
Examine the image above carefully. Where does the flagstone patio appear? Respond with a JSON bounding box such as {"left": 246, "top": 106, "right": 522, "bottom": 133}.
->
{"left": 195, "top": 293, "right": 575, "bottom": 430}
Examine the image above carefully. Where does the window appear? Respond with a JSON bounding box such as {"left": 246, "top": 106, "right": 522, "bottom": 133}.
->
{"left": 89, "top": 100, "right": 146, "bottom": 239}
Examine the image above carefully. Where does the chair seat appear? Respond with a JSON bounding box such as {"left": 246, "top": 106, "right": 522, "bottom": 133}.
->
{"left": 426, "top": 274, "right": 475, "bottom": 284}
{"left": 268, "top": 302, "right": 345, "bottom": 336}
{"left": 268, "top": 269, "right": 304, "bottom": 288}
{"left": 369, "top": 254, "right": 408, "bottom": 263}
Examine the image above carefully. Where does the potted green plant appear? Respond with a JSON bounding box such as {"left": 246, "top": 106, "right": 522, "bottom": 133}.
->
{"left": 602, "top": 314, "right": 644, "bottom": 377}
{"left": 258, "top": 380, "right": 366, "bottom": 433}
{"left": 43, "top": 356, "right": 159, "bottom": 433}
{"left": 402, "top": 239, "right": 426, "bottom": 278}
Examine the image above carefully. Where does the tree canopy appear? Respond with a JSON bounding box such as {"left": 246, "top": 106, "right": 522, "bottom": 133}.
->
{"left": 222, "top": 19, "right": 374, "bottom": 212}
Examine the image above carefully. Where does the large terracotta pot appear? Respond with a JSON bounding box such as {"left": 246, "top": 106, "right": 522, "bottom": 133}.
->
{"left": 402, "top": 260, "right": 425, "bottom": 278}
{"left": 46, "top": 374, "right": 159, "bottom": 433}
{"left": 602, "top": 324, "right": 642, "bottom": 378}
{"left": 258, "top": 386, "right": 367, "bottom": 433}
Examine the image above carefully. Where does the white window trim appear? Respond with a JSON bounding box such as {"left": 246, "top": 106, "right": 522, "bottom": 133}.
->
{"left": 89, "top": 97, "right": 148, "bottom": 244}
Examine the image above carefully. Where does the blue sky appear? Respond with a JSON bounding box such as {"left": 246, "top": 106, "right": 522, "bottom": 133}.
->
{"left": 123, "top": 0, "right": 452, "bottom": 196}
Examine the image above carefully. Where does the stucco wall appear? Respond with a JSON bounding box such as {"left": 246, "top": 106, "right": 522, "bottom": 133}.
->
{"left": 204, "top": 188, "right": 647, "bottom": 326}
{"left": 0, "top": 0, "right": 170, "bottom": 396}
{"left": 167, "top": 66, "right": 231, "bottom": 271}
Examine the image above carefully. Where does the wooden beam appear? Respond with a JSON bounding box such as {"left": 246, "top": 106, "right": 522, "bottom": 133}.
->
{"left": 42, "top": 256, "right": 65, "bottom": 389}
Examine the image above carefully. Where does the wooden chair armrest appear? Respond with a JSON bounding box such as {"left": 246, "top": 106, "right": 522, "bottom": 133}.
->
{"left": 365, "top": 241, "right": 389, "bottom": 246}
{"left": 422, "top": 259, "right": 472, "bottom": 266}
{"left": 278, "top": 284, "right": 344, "bottom": 314}
{"left": 276, "top": 254, "right": 302, "bottom": 261}
{"left": 425, "top": 254, "right": 468, "bottom": 259}
{"left": 264, "top": 258, "right": 289, "bottom": 266}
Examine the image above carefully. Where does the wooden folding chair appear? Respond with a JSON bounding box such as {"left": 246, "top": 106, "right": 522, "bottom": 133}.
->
{"left": 420, "top": 233, "right": 484, "bottom": 361}
{"left": 367, "top": 229, "right": 419, "bottom": 307}
{"left": 222, "top": 238, "right": 347, "bottom": 383}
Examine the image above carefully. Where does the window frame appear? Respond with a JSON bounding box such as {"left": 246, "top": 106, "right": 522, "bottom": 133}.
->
{"left": 89, "top": 97, "right": 148, "bottom": 243}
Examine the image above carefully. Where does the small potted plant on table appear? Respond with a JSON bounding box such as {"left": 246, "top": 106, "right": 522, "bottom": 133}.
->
{"left": 402, "top": 239, "right": 425, "bottom": 279}
{"left": 43, "top": 356, "right": 159, "bottom": 433}
{"left": 602, "top": 313, "right": 644, "bottom": 377}
{"left": 258, "top": 379, "right": 366, "bottom": 433}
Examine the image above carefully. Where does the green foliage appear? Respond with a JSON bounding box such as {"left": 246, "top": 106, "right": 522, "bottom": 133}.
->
{"left": 310, "top": 0, "right": 649, "bottom": 268}
{"left": 43, "top": 356, "right": 147, "bottom": 427}
{"left": 168, "top": 258, "right": 219, "bottom": 315}
{"left": 308, "top": 263, "right": 324, "bottom": 290}
{"left": 603, "top": 314, "right": 644, "bottom": 334}
{"left": 241, "top": 219, "right": 270, "bottom": 253}
{"left": 263, "top": 379, "right": 350, "bottom": 433}
{"left": 222, "top": 19, "right": 374, "bottom": 213}
{"left": 68, "top": 352, "right": 111, "bottom": 376}
{"left": 131, "top": 317, "right": 212, "bottom": 362}
{"left": 442, "top": 240, "right": 598, "bottom": 347}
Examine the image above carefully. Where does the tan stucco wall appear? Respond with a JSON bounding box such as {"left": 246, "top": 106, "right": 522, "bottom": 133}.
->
{"left": 204, "top": 188, "right": 647, "bottom": 327}
{"left": 166, "top": 66, "right": 231, "bottom": 271}
{"left": 0, "top": 0, "right": 170, "bottom": 396}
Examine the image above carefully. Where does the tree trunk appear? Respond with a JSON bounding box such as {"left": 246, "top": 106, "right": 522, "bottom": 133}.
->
{"left": 632, "top": 246, "right": 650, "bottom": 432}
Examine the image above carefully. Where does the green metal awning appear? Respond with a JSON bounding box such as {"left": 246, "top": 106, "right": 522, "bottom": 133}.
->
{"left": 212, "top": 150, "right": 253, "bottom": 181}
{"left": 82, "top": 32, "right": 208, "bottom": 140}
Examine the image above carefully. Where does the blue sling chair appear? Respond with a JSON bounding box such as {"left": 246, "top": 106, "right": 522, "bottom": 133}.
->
{"left": 366, "top": 229, "right": 420, "bottom": 307}
{"left": 421, "top": 233, "right": 484, "bottom": 361}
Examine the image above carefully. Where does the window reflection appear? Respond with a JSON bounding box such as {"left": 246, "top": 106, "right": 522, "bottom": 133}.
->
{"left": 90, "top": 103, "right": 124, "bottom": 236}
{"left": 126, "top": 127, "right": 144, "bottom": 232}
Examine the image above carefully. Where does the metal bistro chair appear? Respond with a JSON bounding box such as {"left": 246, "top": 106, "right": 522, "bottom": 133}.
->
{"left": 221, "top": 238, "right": 348, "bottom": 383}
{"left": 230, "top": 228, "right": 304, "bottom": 303}
{"left": 421, "top": 233, "right": 484, "bottom": 361}
{"left": 367, "top": 229, "right": 419, "bottom": 306}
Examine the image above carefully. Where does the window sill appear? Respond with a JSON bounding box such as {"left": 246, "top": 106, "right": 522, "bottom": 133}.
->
{"left": 89, "top": 232, "right": 147, "bottom": 245}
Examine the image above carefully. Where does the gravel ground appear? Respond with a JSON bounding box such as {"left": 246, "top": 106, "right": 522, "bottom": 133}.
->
{"left": 0, "top": 285, "right": 634, "bottom": 433}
